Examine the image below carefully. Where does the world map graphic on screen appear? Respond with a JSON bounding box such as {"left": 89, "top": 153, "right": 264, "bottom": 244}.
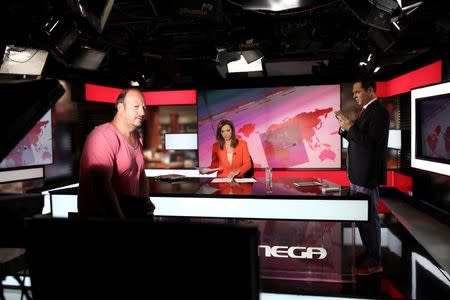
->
{"left": 0, "top": 110, "right": 52, "bottom": 169}
{"left": 419, "top": 96, "right": 450, "bottom": 161}
{"left": 198, "top": 85, "right": 341, "bottom": 168}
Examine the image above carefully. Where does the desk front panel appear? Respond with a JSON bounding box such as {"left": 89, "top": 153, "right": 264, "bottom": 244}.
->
{"left": 150, "top": 177, "right": 368, "bottom": 221}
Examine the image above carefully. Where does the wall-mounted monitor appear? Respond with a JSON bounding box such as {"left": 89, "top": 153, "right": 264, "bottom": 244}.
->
{"left": 165, "top": 133, "right": 198, "bottom": 150}
{"left": 411, "top": 81, "right": 450, "bottom": 176}
{"left": 198, "top": 85, "right": 341, "bottom": 169}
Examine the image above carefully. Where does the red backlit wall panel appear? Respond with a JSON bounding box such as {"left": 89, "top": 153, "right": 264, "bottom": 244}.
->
{"left": 85, "top": 84, "right": 197, "bottom": 105}
{"left": 376, "top": 61, "right": 442, "bottom": 98}
{"left": 85, "top": 84, "right": 123, "bottom": 104}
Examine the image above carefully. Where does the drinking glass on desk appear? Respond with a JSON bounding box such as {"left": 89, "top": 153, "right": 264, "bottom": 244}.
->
{"left": 265, "top": 167, "right": 272, "bottom": 193}
{"left": 265, "top": 167, "right": 272, "bottom": 182}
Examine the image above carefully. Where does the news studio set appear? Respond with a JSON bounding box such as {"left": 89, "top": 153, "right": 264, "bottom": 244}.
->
{"left": 0, "top": 1, "right": 449, "bottom": 299}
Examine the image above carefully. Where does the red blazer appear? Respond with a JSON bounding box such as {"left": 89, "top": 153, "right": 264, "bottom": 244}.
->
{"left": 209, "top": 139, "right": 251, "bottom": 178}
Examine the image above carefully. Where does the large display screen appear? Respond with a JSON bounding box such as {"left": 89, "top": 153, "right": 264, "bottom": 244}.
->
{"left": 198, "top": 85, "right": 341, "bottom": 169}
{"left": 411, "top": 81, "right": 450, "bottom": 176}
{"left": 0, "top": 110, "right": 53, "bottom": 169}
{"left": 416, "top": 94, "right": 450, "bottom": 162}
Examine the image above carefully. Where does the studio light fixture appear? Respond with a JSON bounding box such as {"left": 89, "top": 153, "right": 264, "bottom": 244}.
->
{"left": 241, "top": 50, "right": 264, "bottom": 64}
{"left": 396, "top": 0, "right": 423, "bottom": 11}
{"left": 344, "top": 0, "right": 399, "bottom": 31}
{"left": 243, "top": 0, "right": 302, "bottom": 11}
{"left": 227, "top": 55, "right": 263, "bottom": 73}
{"left": 358, "top": 50, "right": 377, "bottom": 73}
{"left": 0, "top": 46, "right": 49, "bottom": 76}
{"left": 216, "top": 50, "right": 241, "bottom": 67}
{"left": 67, "top": 0, "right": 115, "bottom": 33}
{"left": 54, "top": 23, "right": 81, "bottom": 55}
{"left": 70, "top": 46, "right": 106, "bottom": 70}
{"left": 42, "top": 16, "right": 62, "bottom": 37}
{"left": 41, "top": 16, "right": 80, "bottom": 56}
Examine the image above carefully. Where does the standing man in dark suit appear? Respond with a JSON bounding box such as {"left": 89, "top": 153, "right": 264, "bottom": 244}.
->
{"left": 336, "top": 77, "right": 389, "bottom": 276}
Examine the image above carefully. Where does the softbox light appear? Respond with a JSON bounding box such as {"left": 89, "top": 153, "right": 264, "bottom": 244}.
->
{"left": 241, "top": 50, "right": 264, "bottom": 64}
{"left": 0, "top": 46, "right": 49, "bottom": 76}
{"left": 227, "top": 55, "right": 263, "bottom": 73}
{"left": 344, "top": 0, "right": 397, "bottom": 31}
{"left": 217, "top": 51, "right": 241, "bottom": 67}
{"left": 71, "top": 46, "right": 106, "bottom": 70}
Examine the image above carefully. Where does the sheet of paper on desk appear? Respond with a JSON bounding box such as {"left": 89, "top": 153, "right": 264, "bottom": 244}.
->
{"left": 234, "top": 178, "right": 257, "bottom": 183}
{"left": 211, "top": 177, "right": 233, "bottom": 183}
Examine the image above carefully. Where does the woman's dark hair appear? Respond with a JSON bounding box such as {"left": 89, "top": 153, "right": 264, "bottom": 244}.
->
{"left": 216, "top": 119, "right": 238, "bottom": 149}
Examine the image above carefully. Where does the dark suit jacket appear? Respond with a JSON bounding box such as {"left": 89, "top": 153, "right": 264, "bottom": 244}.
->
{"left": 340, "top": 100, "right": 389, "bottom": 188}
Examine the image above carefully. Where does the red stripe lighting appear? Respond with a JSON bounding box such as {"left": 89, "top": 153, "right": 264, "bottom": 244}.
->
{"left": 85, "top": 84, "right": 197, "bottom": 105}
{"left": 85, "top": 84, "right": 123, "bottom": 104}
{"left": 376, "top": 60, "right": 442, "bottom": 98}
{"left": 143, "top": 90, "right": 197, "bottom": 105}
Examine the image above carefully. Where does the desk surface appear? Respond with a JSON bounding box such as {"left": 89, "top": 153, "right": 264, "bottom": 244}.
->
{"left": 149, "top": 176, "right": 347, "bottom": 198}
{"left": 48, "top": 177, "right": 368, "bottom": 221}
{"left": 48, "top": 176, "right": 360, "bottom": 200}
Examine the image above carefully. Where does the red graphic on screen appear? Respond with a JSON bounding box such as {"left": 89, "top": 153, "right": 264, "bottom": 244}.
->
{"left": 238, "top": 123, "right": 256, "bottom": 137}
{"left": 319, "top": 148, "right": 336, "bottom": 161}
{"left": 198, "top": 86, "right": 341, "bottom": 168}
{"left": 267, "top": 108, "right": 333, "bottom": 148}
{"left": 427, "top": 131, "right": 438, "bottom": 153}
{"left": 420, "top": 97, "right": 450, "bottom": 160}
{"left": 258, "top": 108, "right": 336, "bottom": 167}
{"left": 0, "top": 112, "right": 52, "bottom": 169}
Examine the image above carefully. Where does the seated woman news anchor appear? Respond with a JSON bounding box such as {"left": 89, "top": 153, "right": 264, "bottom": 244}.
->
{"left": 207, "top": 119, "right": 252, "bottom": 178}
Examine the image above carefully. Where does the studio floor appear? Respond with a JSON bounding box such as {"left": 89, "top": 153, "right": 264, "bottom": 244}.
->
{"left": 3, "top": 212, "right": 450, "bottom": 300}
{"left": 261, "top": 213, "right": 450, "bottom": 299}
